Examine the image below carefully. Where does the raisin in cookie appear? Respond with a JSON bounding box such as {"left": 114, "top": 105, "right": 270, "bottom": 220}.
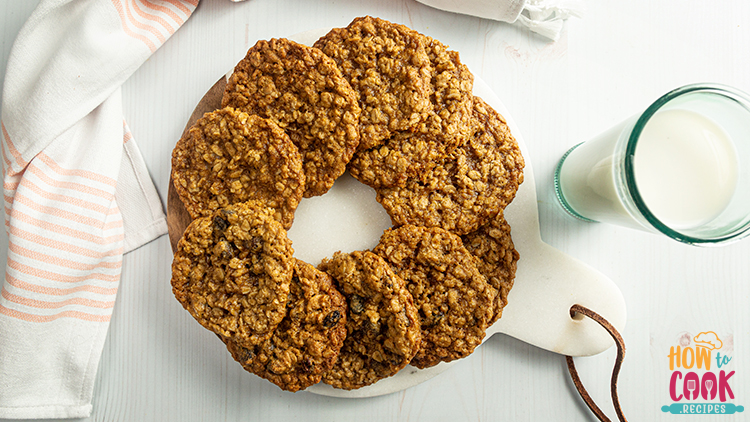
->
{"left": 318, "top": 250, "right": 421, "bottom": 389}
{"left": 461, "top": 212, "right": 519, "bottom": 325}
{"left": 226, "top": 259, "right": 347, "bottom": 392}
{"left": 374, "top": 225, "right": 494, "bottom": 369}
{"left": 376, "top": 96, "right": 525, "bottom": 235}
{"left": 314, "top": 16, "right": 433, "bottom": 150}
{"left": 222, "top": 38, "right": 361, "bottom": 197}
{"left": 171, "top": 107, "right": 305, "bottom": 229}
{"left": 171, "top": 201, "right": 294, "bottom": 348}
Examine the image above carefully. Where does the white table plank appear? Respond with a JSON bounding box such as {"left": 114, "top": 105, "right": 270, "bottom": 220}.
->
{"left": 1, "top": 0, "right": 749, "bottom": 420}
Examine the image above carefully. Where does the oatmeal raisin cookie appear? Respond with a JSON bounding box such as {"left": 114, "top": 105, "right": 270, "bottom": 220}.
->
{"left": 376, "top": 96, "right": 524, "bottom": 235}
{"left": 319, "top": 250, "right": 421, "bottom": 389}
{"left": 171, "top": 201, "right": 294, "bottom": 348}
{"left": 314, "top": 16, "right": 433, "bottom": 150}
{"left": 373, "top": 225, "right": 494, "bottom": 369}
{"left": 226, "top": 259, "right": 347, "bottom": 392}
{"left": 461, "top": 212, "right": 519, "bottom": 325}
{"left": 222, "top": 38, "right": 361, "bottom": 197}
{"left": 171, "top": 107, "right": 305, "bottom": 229}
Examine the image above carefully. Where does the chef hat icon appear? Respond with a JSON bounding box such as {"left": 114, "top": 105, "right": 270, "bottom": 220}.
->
{"left": 694, "top": 332, "right": 723, "bottom": 350}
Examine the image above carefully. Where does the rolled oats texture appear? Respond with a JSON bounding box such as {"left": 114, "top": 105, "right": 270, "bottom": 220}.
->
{"left": 222, "top": 38, "right": 361, "bottom": 198}
{"left": 171, "top": 107, "right": 305, "bottom": 229}
{"left": 318, "top": 250, "right": 421, "bottom": 389}
{"left": 314, "top": 16, "right": 434, "bottom": 151}
{"left": 461, "top": 212, "right": 519, "bottom": 325}
{"left": 376, "top": 96, "right": 525, "bottom": 235}
{"left": 373, "top": 225, "right": 494, "bottom": 369}
{"left": 225, "top": 259, "right": 348, "bottom": 392}
{"left": 171, "top": 201, "right": 295, "bottom": 349}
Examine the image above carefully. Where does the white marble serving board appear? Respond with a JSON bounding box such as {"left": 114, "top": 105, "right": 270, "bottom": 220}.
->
{"left": 165, "top": 29, "right": 630, "bottom": 399}
{"left": 270, "top": 28, "right": 627, "bottom": 398}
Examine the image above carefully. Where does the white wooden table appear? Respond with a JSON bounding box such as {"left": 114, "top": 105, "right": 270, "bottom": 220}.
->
{"left": 2, "top": 1, "right": 749, "bottom": 420}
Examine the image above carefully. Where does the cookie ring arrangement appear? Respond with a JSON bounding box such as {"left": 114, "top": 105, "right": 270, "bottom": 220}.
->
{"left": 169, "top": 16, "right": 525, "bottom": 393}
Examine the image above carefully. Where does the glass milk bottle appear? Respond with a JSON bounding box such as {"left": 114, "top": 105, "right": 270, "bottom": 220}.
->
{"left": 554, "top": 84, "right": 750, "bottom": 245}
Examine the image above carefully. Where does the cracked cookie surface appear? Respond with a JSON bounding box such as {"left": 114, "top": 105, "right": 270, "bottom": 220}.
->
{"left": 421, "top": 37, "right": 474, "bottom": 149}
{"left": 373, "top": 225, "right": 494, "bottom": 369}
{"left": 348, "top": 130, "right": 453, "bottom": 189}
{"left": 461, "top": 212, "right": 519, "bottom": 325}
{"left": 171, "top": 201, "right": 294, "bottom": 349}
{"left": 171, "top": 107, "right": 305, "bottom": 229}
{"left": 314, "top": 16, "right": 433, "bottom": 151}
{"left": 346, "top": 30, "right": 474, "bottom": 190}
{"left": 318, "top": 250, "right": 421, "bottom": 389}
{"left": 222, "top": 38, "right": 361, "bottom": 197}
{"left": 226, "top": 259, "right": 347, "bottom": 392}
{"left": 376, "top": 96, "right": 525, "bottom": 235}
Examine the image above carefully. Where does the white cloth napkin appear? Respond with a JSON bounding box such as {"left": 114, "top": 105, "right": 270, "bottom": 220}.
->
{"left": 415, "top": 0, "right": 585, "bottom": 41}
{"left": 0, "top": 0, "right": 197, "bottom": 418}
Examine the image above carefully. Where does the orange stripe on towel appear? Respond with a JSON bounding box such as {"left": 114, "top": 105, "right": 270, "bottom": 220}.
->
{"left": 38, "top": 153, "right": 117, "bottom": 188}
{"left": 13, "top": 193, "right": 122, "bottom": 229}
{"left": 164, "top": 0, "right": 195, "bottom": 15}
{"left": 124, "top": 0, "right": 166, "bottom": 44}
{"left": 8, "top": 258, "right": 120, "bottom": 283}
{"left": 110, "top": 0, "right": 158, "bottom": 52}
{"left": 6, "top": 272, "right": 119, "bottom": 296}
{"left": 10, "top": 209, "right": 124, "bottom": 245}
{"left": 0, "top": 302, "right": 111, "bottom": 323}
{"left": 142, "top": 0, "right": 185, "bottom": 26}
{"left": 9, "top": 241, "right": 123, "bottom": 271}
{"left": 10, "top": 226, "right": 123, "bottom": 259}
{"left": 2, "top": 286, "right": 115, "bottom": 310}
{"left": 19, "top": 178, "right": 111, "bottom": 215}
{"left": 131, "top": 0, "right": 176, "bottom": 36}
{"left": 27, "top": 164, "right": 114, "bottom": 200}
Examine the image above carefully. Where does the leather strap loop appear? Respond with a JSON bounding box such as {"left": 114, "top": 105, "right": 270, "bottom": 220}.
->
{"left": 566, "top": 304, "right": 628, "bottom": 422}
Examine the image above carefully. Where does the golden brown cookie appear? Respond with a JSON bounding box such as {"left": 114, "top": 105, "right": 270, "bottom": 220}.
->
{"left": 376, "top": 96, "right": 525, "bottom": 235}
{"left": 347, "top": 130, "right": 452, "bottom": 189}
{"left": 421, "top": 36, "right": 474, "bottom": 148}
{"left": 314, "top": 16, "right": 434, "bottom": 150}
{"left": 461, "top": 212, "right": 519, "bottom": 325}
{"left": 225, "top": 259, "right": 347, "bottom": 392}
{"left": 373, "top": 225, "right": 494, "bottom": 369}
{"left": 171, "top": 107, "right": 305, "bottom": 229}
{"left": 171, "top": 201, "right": 295, "bottom": 349}
{"left": 345, "top": 30, "right": 474, "bottom": 190}
{"left": 318, "top": 250, "right": 421, "bottom": 390}
{"left": 222, "top": 38, "right": 361, "bottom": 197}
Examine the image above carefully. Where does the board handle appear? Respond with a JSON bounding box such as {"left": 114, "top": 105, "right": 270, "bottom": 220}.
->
{"left": 491, "top": 240, "right": 627, "bottom": 357}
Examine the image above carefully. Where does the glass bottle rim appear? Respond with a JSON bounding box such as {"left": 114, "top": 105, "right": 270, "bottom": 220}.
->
{"left": 623, "top": 83, "right": 750, "bottom": 245}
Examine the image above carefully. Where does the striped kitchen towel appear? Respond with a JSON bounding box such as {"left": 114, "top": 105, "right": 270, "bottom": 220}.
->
{"left": 0, "top": 0, "right": 198, "bottom": 418}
